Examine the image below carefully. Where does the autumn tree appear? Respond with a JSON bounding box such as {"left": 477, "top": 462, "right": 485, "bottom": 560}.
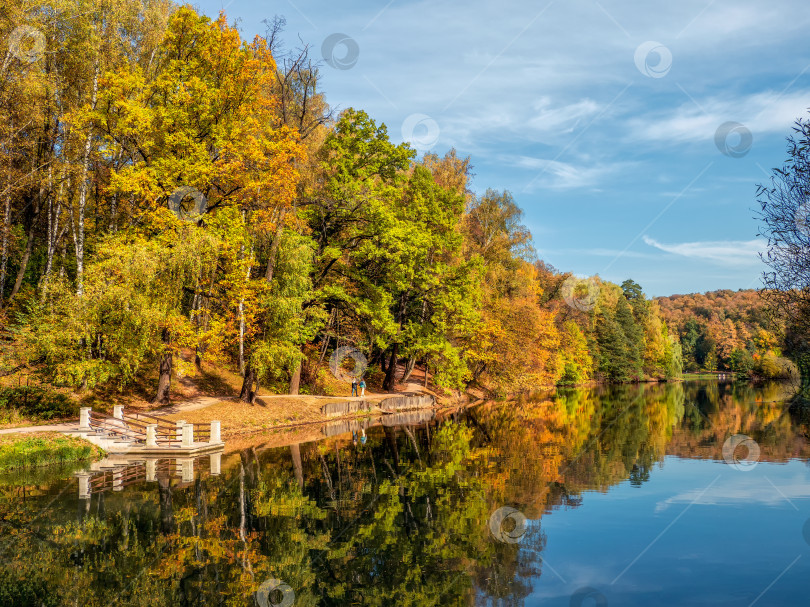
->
{"left": 89, "top": 8, "right": 303, "bottom": 400}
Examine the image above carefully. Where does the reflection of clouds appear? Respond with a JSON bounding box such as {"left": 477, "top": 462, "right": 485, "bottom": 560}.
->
{"left": 655, "top": 475, "right": 810, "bottom": 512}
{"left": 524, "top": 562, "right": 667, "bottom": 602}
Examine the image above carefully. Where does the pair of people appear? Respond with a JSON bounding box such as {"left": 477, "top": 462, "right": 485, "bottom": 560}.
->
{"left": 352, "top": 428, "right": 367, "bottom": 446}
{"left": 351, "top": 377, "right": 366, "bottom": 397}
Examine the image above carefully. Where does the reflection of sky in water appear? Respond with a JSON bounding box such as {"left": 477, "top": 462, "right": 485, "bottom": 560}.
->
{"left": 528, "top": 457, "right": 810, "bottom": 606}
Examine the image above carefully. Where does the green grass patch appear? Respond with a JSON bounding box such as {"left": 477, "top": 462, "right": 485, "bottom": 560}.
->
{"left": 0, "top": 432, "right": 103, "bottom": 472}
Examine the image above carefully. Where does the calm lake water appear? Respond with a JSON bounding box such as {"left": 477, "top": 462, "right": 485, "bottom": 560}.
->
{"left": 2, "top": 380, "right": 810, "bottom": 606}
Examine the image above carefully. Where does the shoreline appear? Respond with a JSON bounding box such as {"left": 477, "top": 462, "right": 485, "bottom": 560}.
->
{"left": 0, "top": 374, "right": 763, "bottom": 439}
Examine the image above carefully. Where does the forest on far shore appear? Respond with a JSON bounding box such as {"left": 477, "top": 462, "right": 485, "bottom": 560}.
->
{"left": 656, "top": 289, "right": 796, "bottom": 379}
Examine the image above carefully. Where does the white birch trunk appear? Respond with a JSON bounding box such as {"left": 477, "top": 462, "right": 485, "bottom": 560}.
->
{"left": 0, "top": 192, "right": 10, "bottom": 305}
{"left": 73, "top": 65, "right": 99, "bottom": 296}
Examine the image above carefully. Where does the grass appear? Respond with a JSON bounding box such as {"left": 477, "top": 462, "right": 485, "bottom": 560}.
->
{"left": 0, "top": 432, "right": 104, "bottom": 472}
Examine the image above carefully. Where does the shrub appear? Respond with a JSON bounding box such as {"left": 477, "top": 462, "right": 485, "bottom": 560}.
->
{"left": 557, "top": 362, "right": 582, "bottom": 386}
{"left": 730, "top": 348, "right": 755, "bottom": 374}
{"left": 753, "top": 354, "right": 800, "bottom": 380}
{"left": 0, "top": 386, "right": 78, "bottom": 421}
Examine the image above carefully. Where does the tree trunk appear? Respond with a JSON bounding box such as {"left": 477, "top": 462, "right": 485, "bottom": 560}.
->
{"left": 289, "top": 358, "right": 302, "bottom": 395}
{"left": 319, "top": 333, "right": 331, "bottom": 364}
{"left": 72, "top": 65, "right": 99, "bottom": 297}
{"left": 42, "top": 172, "right": 65, "bottom": 288}
{"left": 319, "top": 454, "right": 336, "bottom": 504}
{"left": 265, "top": 208, "right": 287, "bottom": 283}
{"left": 401, "top": 356, "right": 416, "bottom": 383}
{"left": 424, "top": 361, "right": 429, "bottom": 388}
{"left": 384, "top": 426, "right": 400, "bottom": 471}
{"left": 382, "top": 343, "right": 398, "bottom": 392}
{"left": 318, "top": 309, "right": 336, "bottom": 364}
{"left": 403, "top": 426, "right": 421, "bottom": 464}
{"left": 9, "top": 190, "right": 41, "bottom": 302}
{"left": 108, "top": 148, "right": 122, "bottom": 233}
{"left": 153, "top": 329, "right": 172, "bottom": 405}
{"left": 238, "top": 464, "right": 247, "bottom": 542}
{"left": 290, "top": 443, "right": 304, "bottom": 489}
{"left": 238, "top": 298, "right": 246, "bottom": 375}
{"left": 402, "top": 297, "right": 426, "bottom": 384}
{"left": 0, "top": 193, "right": 12, "bottom": 306}
{"left": 383, "top": 291, "right": 408, "bottom": 391}
{"left": 237, "top": 240, "right": 252, "bottom": 375}
{"left": 240, "top": 361, "right": 256, "bottom": 403}
{"left": 157, "top": 478, "right": 176, "bottom": 535}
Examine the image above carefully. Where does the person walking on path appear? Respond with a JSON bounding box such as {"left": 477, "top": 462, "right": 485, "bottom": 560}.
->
{"left": 351, "top": 378, "right": 358, "bottom": 397}
{"left": 359, "top": 378, "right": 366, "bottom": 397}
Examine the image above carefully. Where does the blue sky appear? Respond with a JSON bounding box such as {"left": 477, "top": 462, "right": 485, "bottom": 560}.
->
{"left": 196, "top": 0, "right": 810, "bottom": 296}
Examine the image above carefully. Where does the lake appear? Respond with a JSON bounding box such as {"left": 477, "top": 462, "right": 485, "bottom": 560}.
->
{"left": 1, "top": 380, "right": 809, "bottom": 606}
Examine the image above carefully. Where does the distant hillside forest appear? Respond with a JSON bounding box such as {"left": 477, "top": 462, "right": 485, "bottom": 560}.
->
{"left": 656, "top": 289, "right": 798, "bottom": 380}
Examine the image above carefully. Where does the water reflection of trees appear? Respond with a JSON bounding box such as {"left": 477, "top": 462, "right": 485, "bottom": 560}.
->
{"left": 0, "top": 380, "right": 806, "bottom": 606}
{"left": 670, "top": 380, "right": 808, "bottom": 461}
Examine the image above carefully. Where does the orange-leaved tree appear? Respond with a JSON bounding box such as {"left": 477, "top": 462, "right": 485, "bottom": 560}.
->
{"left": 80, "top": 7, "right": 304, "bottom": 402}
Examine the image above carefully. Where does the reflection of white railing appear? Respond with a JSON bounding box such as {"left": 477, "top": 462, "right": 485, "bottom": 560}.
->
{"left": 76, "top": 452, "right": 222, "bottom": 499}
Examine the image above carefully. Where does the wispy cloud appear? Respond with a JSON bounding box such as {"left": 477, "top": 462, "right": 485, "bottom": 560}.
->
{"left": 629, "top": 90, "right": 810, "bottom": 145}
{"left": 506, "top": 156, "right": 633, "bottom": 190}
{"left": 643, "top": 235, "right": 766, "bottom": 266}
{"left": 527, "top": 97, "right": 601, "bottom": 134}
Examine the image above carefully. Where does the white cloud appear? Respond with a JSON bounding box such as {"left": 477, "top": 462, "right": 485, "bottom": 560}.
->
{"left": 643, "top": 235, "right": 766, "bottom": 266}
{"left": 505, "top": 156, "right": 633, "bottom": 190}
{"left": 628, "top": 90, "right": 810, "bottom": 145}
{"left": 527, "top": 97, "right": 601, "bottom": 134}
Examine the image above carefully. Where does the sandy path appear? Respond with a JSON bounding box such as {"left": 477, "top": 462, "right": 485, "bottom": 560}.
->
{"left": 0, "top": 396, "right": 233, "bottom": 434}
{"left": 0, "top": 422, "right": 78, "bottom": 435}
{"left": 0, "top": 385, "right": 431, "bottom": 435}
